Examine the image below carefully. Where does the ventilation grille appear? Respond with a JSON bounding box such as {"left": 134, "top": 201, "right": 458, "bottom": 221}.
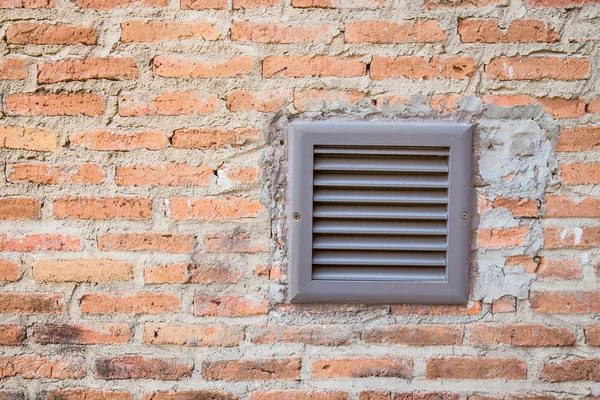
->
{"left": 311, "top": 145, "right": 449, "bottom": 282}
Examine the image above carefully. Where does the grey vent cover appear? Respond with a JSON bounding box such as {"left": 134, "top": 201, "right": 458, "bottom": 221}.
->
{"left": 288, "top": 120, "right": 473, "bottom": 304}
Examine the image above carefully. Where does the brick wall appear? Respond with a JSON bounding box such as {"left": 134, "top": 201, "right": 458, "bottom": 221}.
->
{"left": 0, "top": 0, "right": 599, "bottom": 396}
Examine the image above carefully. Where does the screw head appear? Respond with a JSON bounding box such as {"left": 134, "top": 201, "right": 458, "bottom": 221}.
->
{"left": 293, "top": 212, "right": 301, "bottom": 220}
{"left": 461, "top": 212, "right": 468, "bottom": 220}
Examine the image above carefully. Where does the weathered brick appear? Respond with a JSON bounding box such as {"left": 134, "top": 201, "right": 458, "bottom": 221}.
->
{"left": 121, "top": 20, "right": 220, "bottom": 42}
{"left": 292, "top": 0, "right": 384, "bottom": 8}
{"left": 313, "top": 358, "right": 412, "bottom": 379}
{"left": 143, "top": 324, "right": 245, "bottom": 346}
{"left": 38, "top": 58, "right": 139, "bottom": 83}
{"left": 119, "top": 91, "right": 218, "bottom": 116}
{"left": 81, "top": 292, "right": 180, "bottom": 314}
{"left": 70, "top": 129, "right": 167, "bottom": 151}
{"left": 0, "top": 355, "right": 84, "bottom": 379}
{"left": 525, "top": 0, "right": 599, "bottom": 7}
{"left": 540, "top": 359, "right": 600, "bottom": 382}
{"left": 492, "top": 296, "right": 517, "bottom": 313}
{"left": 233, "top": 0, "right": 278, "bottom": 7}
{"left": 0, "top": 58, "right": 27, "bottom": 80}
{"left": 0, "top": 0, "right": 52, "bottom": 7}
{"left": 180, "top": 0, "right": 226, "bottom": 9}
{"left": 492, "top": 197, "right": 538, "bottom": 217}
{"left": 7, "top": 22, "right": 96, "bottom": 44}
{"left": 6, "top": 93, "right": 104, "bottom": 116}
{"left": 504, "top": 256, "right": 538, "bottom": 274}
{"left": 167, "top": 197, "right": 262, "bottom": 220}
{"left": 98, "top": 233, "right": 194, "bottom": 253}
{"left": 73, "top": 0, "right": 166, "bottom": 8}
{"left": 53, "top": 197, "right": 152, "bottom": 219}
{"left": 205, "top": 230, "right": 269, "bottom": 253}
{"left": 543, "top": 226, "right": 600, "bottom": 248}
{"left": 263, "top": 56, "right": 366, "bottom": 78}
{"left": 426, "top": 358, "right": 526, "bottom": 380}
{"left": 425, "top": 0, "right": 501, "bottom": 8}
{"left": 371, "top": 56, "right": 476, "bottom": 80}
{"left": 557, "top": 126, "right": 600, "bottom": 152}
{"left": 536, "top": 257, "right": 581, "bottom": 280}
{"left": 0, "top": 393, "right": 23, "bottom": 400}
{"left": 172, "top": 128, "right": 261, "bottom": 149}
{"left": 0, "top": 198, "right": 40, "bottom": 220}
{"left": 392, "top": 302, "right": 481, "bottom": 316}
{"left": 33, "top": 323, "right": 130, "bottom": 344}
{"left": 153, "top": 56, "right": 253, "bottom": 78}
{"left": 232, "top": 21, "right": 334, "bottom": 43}
{"left": 227, "top": 90, "right": 292, "bottom": 112}
{"left": 585, "top": 325, "right": 600, "bottom": 346}
{"left": 560, "top": 162, "right": 600, "bottom": 185}
{"left": 0, "top": 325, "right": 26, "bottom": 345}
{"left": 218, "top": 166, "right": 259, "bottom": 183}
{"left": 361, "top": 325, "right": 464, "bottom": 346}
{"left": 471, "top": 324, "right": 574, "bottom": 346}
{"left": 546, "top": 194, "right": 600, "bottom": 217}
{"left": 476, "top": 226, "right": 530, "bottom": 248}
{"left": 95, "top": 356, "right": 193, "bottom": 380}
{"left": 0, "top": 126, "right": 57, "bottom": 152}
{"left": 294, "top": 90, "right": 366, "bottom": 111}
{"left": 429, "top": 94, "right": 464, "bottom": 114}
{"left": 530, "top": 291, "right": 600, "bottom": 313}
{"left": 194, "top": 294, "right": 268, "bottom": 316}
{"left": 202, "top": 359, "right": 301, "bottom": 381}
{"left": 142, "top": 392, "right": 237, "bottom": 400}
{"left": 375, "top": 95, "right": 411, "bottom": 107}
{"left": 589, "top": 96, "right": 600, "bottom": 114}
{"left": 249, "top": 324, "right": 352, "bottom": 346}
{"left": 8, "top": 163, "right": 103, "bottom": 184}
{"left": 0, "top": 233, "right": 81, "bottom": 252}
{"left": 33, "top": 259, "right": 132, "bottom": 282}
{"left": 47, "top": 390, "right": 132, "bottom": 400}
{"left": 144, "top": 264, "right": 241, "bottom": 284}
{"left": 345, "top": 20, "right": 445, "bottom": 43}
{"left": 0, "top": 260, "right": 20, "bottom": 282}
{"left": 459, "top": 19, "right": 558, "bottom": 43}
{"left": 360, "top": 393, "right": 459, "bottom": 400}
{"left": 482, "top": 95, "right": 586, "bottom": 119}
{"left": 116, "top": 164, "right": 212, "bottom": 187}
{"left": 486, "top": 57, "right": 589, "bottom": 80}
{"left": 467, "top": 396, "right": 557, "bottom": 400}
{"left": 251, "top": 391, "right": 348, "bottom": 400}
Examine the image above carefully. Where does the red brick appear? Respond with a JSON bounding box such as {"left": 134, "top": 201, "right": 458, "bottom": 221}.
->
{"left": 477, "top": 226, "right": 530, "bottom": 248}
{"left": 530, "top": 291, "right": 600, "bottom": 313}
{"left": 7, "top": 93, "right": 103, "bottom": 116}
{"left": 585, "top": 325, "right": 600, "bottom": 346}
{"left": 557, "top": 126, "right": 600, "bottom": 152}
{"left": 426, "top": 358, "right": 526, "bottom": 380}
{"left": 492, "top": 197, "right": 538, "bottom": 217}
{"left": 292, "top": 0, "right": 383, "bottom": 7}
{"left": 153, "top": 56, "right": 253, "bottom": 78}
{"left": 371, "top": 56, "right": 476, "bottom": 80}
{"left": 525, "top": 0, "right": 598, "bottom": 7}
{"left": 180, "top": 0, "right": 225, "bottom": 8}
{"left": 546, "top": 194, "right": 600, "bottom": 217}
{"left": 233, "top": 0, "right": 278, "bottom": 6}
{"left": 251, "top": 391, "right": 348, "bottom": 400}
{"left": 294, "top": 90, "right": 365, "bottom": 111}
{"left": 250, "top": 324, "right": 352, "bottom": 346}
{"left": 54, "top": 197, "right": 151, "bottom": 220}
{"left": 504, "top": 256, "right": 538, "bottom": 274}
{"left": 227, "top": 90, "right": 292, "bottom": 112}
{"left": 48, "top": 390, "right": 132, "bottom": 400}
{"left": 33, "top": 323, "right": 130, "bottom": 344}
{"left": 313, "top": 358, "right": 412, "bottom": 379}
{"left": 70, "top": 129, "right": 167, "bottom": 151}
{"left": 95, "top": 356, "right": 193, "bottom": 380}
{"left": 167, "top": 197, "right": 262, "bottom": 220}
{"left": 360, "top": 393, "right": 459, "bottom": 400}
{"left": 543, "top": 226, "right": 600, "bottom": 248}
{"left": 0, "top": 126, "right": 57, "bottom": 152}
{"left": 263, "top": 56, "right": 366, "bottom": 78}
{"left": 486, "top": 57, "right": 589, "bottom": 80}
{"left": 33, "top": 259, "right": 132, "bottom": 282}
{"left": 459, "top": 19, "right": 558, "bottom": 43}
{"left": 468, "top": 396, "right": 558, "bottom": 400}
{"left": 376, "top": 95, "right": 411, "bottom": 107}
{"left": 589, "top": 96, "right": 600, "bottom": 114}
{"left": 0, "top": 233, "right": 81, "bottom": 252}
{"left": 536, "top": 257, "right": 581, "bottom": 280}
{"left": 202, "top": 359, "right": 301, "bottom": 381}
{"left": 0, "top": 58, "right": 27, "bottom": 80}
{"left": 0, "top": 198, "right": 40, "bottom": 220}
{"left": 81, "top": 292, "right": 180, "bottom": 314}
{"left": 205, "top": 230, "right": 268, "bottom": 253}
{"left": 232, "top": 21, "right": 334, "bottom": 43}
{"left": 98, "top": 233, "right": 194, "bottom": 253}
{"left": 345, "top": 20, "right": 445, "bottom": 43}
{"left": 142, "top": 392, "right": 237, "bottom": 400}
{"left": 0, "top": 355, "right": 84, "bottom": 379}
{"left": 0, "top": 325, "right": 26, "bottom": 345}
{"left": 8, "top": 163, "right": 103, "bottom": 184}
{"left": 425, "top": 0, "right": 501, "bottom": 7}
{"left": 6, "top": 22, "right": 96, "bottom": 44}
{"left": 121, "top": 20, "right": 220, "bottom": 42}
{"left": 38, "top": 58, "right": 138, "bottom": 83}
{"left": 482, "top": 95, "right": 586, "bottom": 119}
{"left": 143, "top": 324, "right": 245, "bottom": 346}
{"left": 492, "top": 296, "right": 517, "bottom": 313}
{"left": 218, "top": 165, "right": 260, "bottom": 183}
{"left": 194, "top": 294, "right": 268, "bottom": 316}
{"left": 392, "top": 301, "right": 482, "bottom": 316}
{"left": 429, "top": 94, "right": 464, "bottom": 114}
{"left": 0, "top": 0, "right": 52, "bottom": 7}
{"left": 116, "top": 164, "right": 212, "bottom": 187}
{"left": 144, "top": 264, "right": 241, "bottom": 284}
{"left": 560, "top": 162, "right": 600, "bottom": 185}
{"left": 119, "top": 91, "right": 218, "bottom": 116}
{"left": 471, "top": 324, "right": 574, "bottom": 346}
{"left": 362, "top": 325, "right": 464, "bottom": 346}
{"left": 540, "top": 359, "right": 600, "bottom": 382}
{"left": 172, "top": 128, "right": 261, "bottom": 149}
{"left": 0, "top": 260, "right": 20, "bottom": 282}
{"left": 73, "top": 0, "right": 166, "bottom": 8}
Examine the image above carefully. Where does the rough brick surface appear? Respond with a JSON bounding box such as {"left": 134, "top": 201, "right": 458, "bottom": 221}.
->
{"left": 426, "top": 358, "right": 526, "bottom": 380}
{"left": 202, "top": 359, "right": 301, "bottom": 381}
{"left": 33, "top": 260, "right": 132, "bottom": 282}
{"left": 8, "top": 163, "right": 104, "bottom": 184}
{"left": 470, "top": 324, "right": 575, "bottom": 346}
{"left": 313, "top": 358, "right": 412, "bottom": 379}
{"left": 361, "top": 325, "right": 463, "bottom": 345}
{"left": 95, "top": 356, "right": 193, "bottom": 380}
{"left": 33, "top": 323, "right": 131, "bottom": 344}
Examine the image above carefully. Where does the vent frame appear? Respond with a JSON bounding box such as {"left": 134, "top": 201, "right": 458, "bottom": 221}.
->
{"left": 288, "top": 119, "right": 473, "bottom": 304}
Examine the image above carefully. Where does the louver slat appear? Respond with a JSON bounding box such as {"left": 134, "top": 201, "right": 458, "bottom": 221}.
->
{"left": 312, "top": 250, "right": 447, "bottom": 266}
{"left": 313, "top": 147, "right": 450, "bottom": 156}
{"left": 312, "top": 220, "right": 447, "bottom": 235}
{"left": 312, "top": 266, "right": 446, "bottom": 281}
{"left": 313, "top": 188, "right": 448, "bottom": 204}
{"left": 313, "top": 204, "right": 447, "bottom": 220}
{"left": 313, "top": 173, "right": 449, "bottom": 188}
{"left": 314, "top": 155, "right": 448, "bottom": 173}
{"left": 313, "top": 235, "right": 447, "bottom": 251}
